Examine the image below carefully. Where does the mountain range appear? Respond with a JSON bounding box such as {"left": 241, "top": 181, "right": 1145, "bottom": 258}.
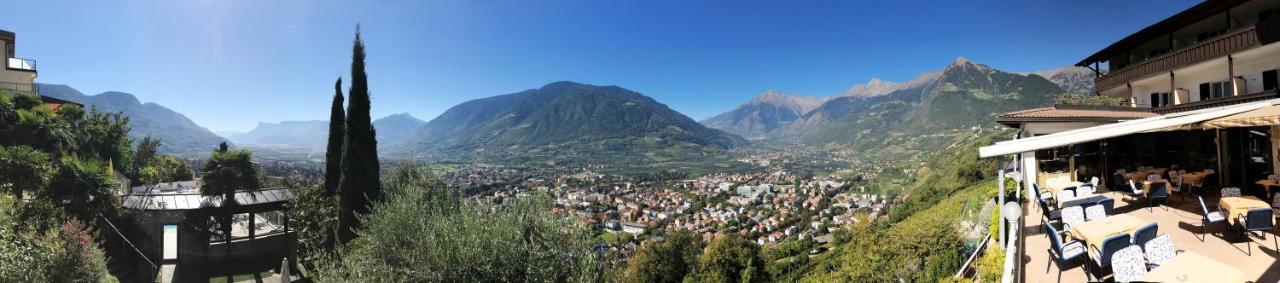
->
{"left": 36, "top": 84, "right": 229, "bottom": 154}
{"left": 699, "top": 90, "right": 823, "bottom": 139}
{"left": 702, "top": 58, "right": 1086, "bottom": 160}
{"left": 228, "top": 113, "right": 426, "bottom": 149}
{"left": 392, "top": 81, "right": 745, "bottom": 163}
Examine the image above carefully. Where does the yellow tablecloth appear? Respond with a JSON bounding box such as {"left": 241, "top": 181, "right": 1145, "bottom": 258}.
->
{"left": 1149, "top": 167, "right": 1169, "bottom": 176}
{"left": 1047, "top": 181, "right": 1084, "bottom": 196}
{"left": 1255, "top": 179, "right": 1278, "bottom": 196}
{"left": 1219, "top": 196, "right": 1272, "bottom": 225}
{"left": 1067, "top": 214, "right": 1148, "bottom": 252}
{"left": 1180, "top": 171, "right": 1210, "bottom": 185}
{"left": 1142, "top": 179, "right": 1169, "bottom": 196}
{"left": 1126, "top": 172, "right": 1151, "bottom": 184}
{"left": 1141, "top": 251, "right": 1244, "bottom": 283}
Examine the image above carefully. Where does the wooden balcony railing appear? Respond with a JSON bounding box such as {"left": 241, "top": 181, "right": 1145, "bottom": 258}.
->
{"left": 1096, "top": 25, "right": 1262, "bottom": 91}
{"left": 1151, "top": 89, "right": 1279, "bottom": 114}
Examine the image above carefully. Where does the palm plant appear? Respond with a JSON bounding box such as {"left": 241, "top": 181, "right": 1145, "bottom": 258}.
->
{"left": 46, "top": 155, "right": 115, "bottom": 220}
{"left": 0, "top": 145, "right": 52, "bottom": 200}
{"left": 199, "top": 146, "right": 260, "bottom": 266}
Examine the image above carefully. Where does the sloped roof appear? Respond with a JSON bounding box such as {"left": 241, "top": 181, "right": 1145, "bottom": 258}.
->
{"left": 122, "top": 187, "right": 295, "bottom": 211}
{"left": 997, "top": 106, "right": 1158, "bottom": 125}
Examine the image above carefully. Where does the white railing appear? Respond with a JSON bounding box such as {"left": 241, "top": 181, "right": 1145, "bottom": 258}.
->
{"left": 6, "top": 57, "right": 35, "bottom": 71}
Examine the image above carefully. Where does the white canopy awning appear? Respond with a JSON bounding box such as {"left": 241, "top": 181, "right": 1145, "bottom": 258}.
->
{"left": 979, "top": 99, "right": 1280, "bottom": 158}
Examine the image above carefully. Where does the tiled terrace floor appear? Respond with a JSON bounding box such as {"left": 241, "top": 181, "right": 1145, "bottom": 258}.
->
{"left": 1023, "top": 190, "right": 1280, "bottom": 283}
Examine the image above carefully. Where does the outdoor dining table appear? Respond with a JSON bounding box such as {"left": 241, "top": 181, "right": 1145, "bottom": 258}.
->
{"left": 1140, "top": 251, "right": 1244, "bottom": 282}
{"left": 1179, "top": 171, "right": 1210, "bottom": 186}
{"left": 1219, "top": 196, "right": 1274, "bottom": 226}
{"left": 1057, "top": 194, "right": 1108, "bottom": 209}
{"left": 1046, "top": 181, "right": 1084, "bottom": 197}
{"left": 1255, "top": 179, "right": 1278, "bottom": 197}
{"left": 1066, "top": 214, "right": 1148, "bottom": 251}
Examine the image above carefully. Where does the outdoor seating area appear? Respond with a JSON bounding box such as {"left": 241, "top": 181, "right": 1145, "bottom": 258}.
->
{"left": 1026, "top": 185, "right": 1280, "bottom": 282}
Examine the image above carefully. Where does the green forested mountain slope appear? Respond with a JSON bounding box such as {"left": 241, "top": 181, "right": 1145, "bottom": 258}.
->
{"left": 395, "top": 81, "right": 746, "bottom": 163}
{"left": 782, "top": 58, "right": 1061, "bottom": 160}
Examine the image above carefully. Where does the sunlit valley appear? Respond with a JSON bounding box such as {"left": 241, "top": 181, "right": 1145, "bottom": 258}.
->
{"left": 4, "top": 0, "right": 1280, "bottom": 282}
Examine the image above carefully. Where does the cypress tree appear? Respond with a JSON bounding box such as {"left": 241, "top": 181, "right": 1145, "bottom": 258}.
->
{"left": 324, "top": 78, "right": 345, "bottom": 197}
{"left": 338, "top": 26, "right": 381, "bottom": 243}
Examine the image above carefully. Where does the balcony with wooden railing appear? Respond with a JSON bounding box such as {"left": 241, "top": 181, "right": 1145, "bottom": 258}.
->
{"left": 1095, "top": 24, "right": 1262, "bottom": 91}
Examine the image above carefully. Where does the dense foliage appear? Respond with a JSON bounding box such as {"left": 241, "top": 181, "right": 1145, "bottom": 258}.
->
{"left": 620, "top": 231, "right": 703, "bottom": 283}
{"left": 139, "top": 154, "right": 194, "bottom": 185}
{"left": 694, "top": 234, "right": 768, "bottom": 283}
{"left": 0, "top": 198, "right": 112, "bottom": 282}
{"left": 314, "top": 164, "right": 601, "bottom": 282}
{"left": 0, "top": 91, "right": 125, "bottom": 281}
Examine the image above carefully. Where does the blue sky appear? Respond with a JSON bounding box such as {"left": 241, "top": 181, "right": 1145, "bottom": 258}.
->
{"left": 3, "top": 0, "right": 1198, "bottom": 132}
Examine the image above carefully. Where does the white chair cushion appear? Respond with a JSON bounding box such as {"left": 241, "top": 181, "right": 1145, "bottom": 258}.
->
{"left": 1061, "top": 241, "right": 1086, "bottom": 259}
{"left": 1206, "top": 211, "right": 1225, "bottom": 222}
{"left": 1111, "top": 246, "right": 1148, "bottom": 282}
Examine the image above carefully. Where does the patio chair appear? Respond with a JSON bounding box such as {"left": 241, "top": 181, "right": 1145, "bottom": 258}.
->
{"left": 1132, "top": 222, "right": 1158, "bottom": 248}
{"left": 1096, "top": 198, "right": 1115, "bottom": 216}
{"left": 1090, "top": 176, "right": 1100, "bottom": 188}
{"left": 1127, "top": 179, "right": 1143, "bottom": 202}
{"left": 1147, "top": 182, "right": 1169, "bottom": 212}
{"left": 1060, "top": 206, "right": 1085, "bottom": 231}
{"left": 1037, "top": 193, "right": 1062, "bottom": 234}
{"left": 1089, "top": 233, "right": 1132, "bottom": 279}
{"left": 1045, "top": 219, "right": 1086, "bottom": 281}
{"left": 1272, "top": 194, "right": 1280, "bottom": 219}
{"left": 1196, "top": 196, "right": 1226, "bottom": 242}
{"left": 1077, "top": 184, "right": 1096, "bottom": 197}
{"left": 1167, "top": 171, "right": 1184, "bottom": 202}
{"left": 1238, "top": 207, "right": 1277, "bottom": 256}
{"left": 1114, "top": 169, "right": 1128, "bottom": 189}
{"left": 1057, "top": 190, "right": 1076, "bottom": 203}
{"left": 1085, "top": 205, "right": 1107, "bottom": 221}
{"left": 1110, "top": 245, "right": 1147, "bottom": 283}
{"left": 1142, "top": 234, "right": 1179, "bottom": 268}
{"left": 1221, "top": 187, "right": 1241, "bottom": 198}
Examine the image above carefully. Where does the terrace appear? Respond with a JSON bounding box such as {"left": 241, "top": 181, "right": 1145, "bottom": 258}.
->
{"left": 1022, "top": 189, "right": 1280, "bottom": 282}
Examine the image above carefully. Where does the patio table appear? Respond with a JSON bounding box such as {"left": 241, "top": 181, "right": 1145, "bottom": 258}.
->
{"left": 1255, "top": 179, "right": 1278, "bottom": 197}
{"left": 1057, "top": 195, "right": 1108, "bottom": 209}
{"left": 1047, "top": 181, "right": 1084, "bottom": 198}
{"left": 1219, "top": 196, "right": 1273, "bottom": 225}
{"left": 1066, "top": 214, "right": 1147, "bottom": 251}
{"left": 1140, "top": 251, "right": 1243, "bottom": 283}
{"left": 1179, "top": 171, "right": 1210, "bottom": 185}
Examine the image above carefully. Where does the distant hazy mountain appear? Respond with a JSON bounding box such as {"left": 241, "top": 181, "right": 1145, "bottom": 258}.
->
{"left": 700, "top": 90, "right": 823, "bottom": 139}
{"left": 396, "top": 81, "right": 746, "bottom": 162}
{"left": 373, "top": 113, "right": 425, "bottom": 146}
{"left": 36, "top": 83, "right": 229, "bottom": 154}
{"left": 229, "top": 113, "right": 423, "bottom": 150}
{"left": 228, "top": 120, "right": 329, "bottom": 149}
{"left": 782, "top": 57, "right": 1061, "bottom": 158}
{"left": 1033, "top": 66, "right": 1095, "bottom": 95}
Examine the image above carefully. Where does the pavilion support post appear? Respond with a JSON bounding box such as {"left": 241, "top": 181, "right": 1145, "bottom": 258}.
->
{"left": 249, "top": 212, "right": 255, "bottom": 240}
{"left": 998, "top": 166, "right": 1006, "bottom": 247}
{"left": 1218, "top": 129, "right": 1226, "bottom": 187}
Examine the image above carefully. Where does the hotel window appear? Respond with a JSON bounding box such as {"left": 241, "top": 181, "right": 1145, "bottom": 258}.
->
{"left": 1265, "top": 69, "right": 1278, "bottom": 92}
{"left": 1150, "top": 92, "right": 1172, "bottom": 107}
{"left": 1198, "top": 81, "right": 1233, "bottom": 100}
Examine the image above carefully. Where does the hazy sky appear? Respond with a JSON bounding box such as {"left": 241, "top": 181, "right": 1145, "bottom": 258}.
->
{"left": 3, "top": 0, "right": 1197, "bottom": 132}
